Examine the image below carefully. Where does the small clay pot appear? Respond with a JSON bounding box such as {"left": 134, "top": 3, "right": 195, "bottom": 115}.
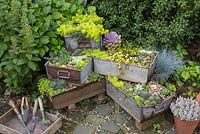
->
{"left": 174, "top": 117, "right": 199, "bottom": 134}
{"left": 196, "top": 93, "right": 200, "bottom": 103}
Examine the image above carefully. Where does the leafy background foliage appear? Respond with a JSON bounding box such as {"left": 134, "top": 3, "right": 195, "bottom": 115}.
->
{"left": 0, "top": 0, "right": 86, "bottom": 93}
{"left": 90, "top": 0, "right": 200, "bottom": 49}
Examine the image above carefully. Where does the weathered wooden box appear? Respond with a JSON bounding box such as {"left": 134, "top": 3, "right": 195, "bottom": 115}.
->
{"left": 64, "top": 35, "right": 102, "bottom": 51}
{"left": 48, "top": 78, "right": 106, "bottom": 109}
{"left": 106, "top": 80, "right": 173, "bottom": 122}
{"left": 93, "top": 52, "right": 158, "bottom": 83}
{"left": 45, "top": 58, "right": 93, "bottom": 84}
{"left": 0, "top": 108, "right": 62, "bottom": 134}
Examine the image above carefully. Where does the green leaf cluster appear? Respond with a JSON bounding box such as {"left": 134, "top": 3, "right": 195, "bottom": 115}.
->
{"left": 0, "top": 0, "right": 86, "bottom": 93}
{"left": 90, "top": 0, "right": 200, "bottom": 49}
{"left": 88, "top": 72, "right": 103, "bottom": 82}
{"left": 108, "top": 76, "right": 125, "bottom": 89}
{"left": 57, "top": 8, "right": 109, "bottom": 42}
{"left": 37, "top": 78, "right": 65, "bottom": 97}
{"left": 175, "top": 61, "right": 200, "bottom": 98}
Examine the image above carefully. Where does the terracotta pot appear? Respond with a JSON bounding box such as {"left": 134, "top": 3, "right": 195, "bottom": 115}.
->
{"left": 174, "top": 117, "right": 199, "bottom": 134}
{"left": 196, "top": 93, "right": 200, "bottom": 103}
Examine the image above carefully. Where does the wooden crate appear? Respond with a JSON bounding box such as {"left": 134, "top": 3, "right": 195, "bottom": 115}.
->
{"left": 0, "top": 109, "right": 62, "bottom": 134}
{"left": 48, "top": 78, "right": 106, "bottom": 109}
{"left": 64, "top": 35, "right": 102, "bottom": 51}
{"left": 45, "top": 58, "right": 93, "bottom": 84}
{"left": 93, "top": 52, "right": 158, "bottom": 83}
{"left": 106, "top": 80, "right": 173, "bottom": 123}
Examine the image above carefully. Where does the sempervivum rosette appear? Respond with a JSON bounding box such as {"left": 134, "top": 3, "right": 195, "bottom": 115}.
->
{"left": 104, "top": 32, "right": 121, "bottom": 48}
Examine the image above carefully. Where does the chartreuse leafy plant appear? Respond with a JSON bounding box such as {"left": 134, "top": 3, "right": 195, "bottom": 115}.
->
{"left": 57, "top": 6, "right": 109, "bottom": 42}
{"left": 108, "top": 76, "right": 174, "bottom": 106}
{"left": 37, "top": 78, "right": 66, "bottom": 97}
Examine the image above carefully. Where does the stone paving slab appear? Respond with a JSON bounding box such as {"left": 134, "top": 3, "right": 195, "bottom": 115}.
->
{"left": 96, "top": 104, "right": 114, "bottom": 116}
{"left": 85, "top": 114, "right": 106, "bottom": 126}
{"left": 73, "top": 125, "right": 95, "bottom": 134}
{"left": 101, "top": 121, "right": 121, "bottom": 133}
{"left": 110, "top": 113, "right": 127, "bottom": 125}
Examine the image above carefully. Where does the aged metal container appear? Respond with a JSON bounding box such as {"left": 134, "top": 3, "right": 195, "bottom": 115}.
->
{"left": 93, "top": 52, "right": 158, "bottom": 83}
{"left": 106, "top": 80, "right": 173, "bottom": 123}
{"left": 64, "top": 35, "right": 102, "bottom": 51}
{"left": 45, "top": 58, "right": 93, "bottom": 84}
{"left": 0, "top": 108, "right": 62, "bottom": 134}
{"left": 48, "top": 78, "right": 106, "bottom": 109}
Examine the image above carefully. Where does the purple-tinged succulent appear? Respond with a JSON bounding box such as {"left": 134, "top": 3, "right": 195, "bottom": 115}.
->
{"left": 104, "top": 32, "right": 121, "bottom": 44}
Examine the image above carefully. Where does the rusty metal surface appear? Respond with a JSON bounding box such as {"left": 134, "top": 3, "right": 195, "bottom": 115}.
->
{"left": 45, "top": 59, "right": 92, "bottom": 84}
{"left": 49, "top": 78, "right": 106, "bottom": 109}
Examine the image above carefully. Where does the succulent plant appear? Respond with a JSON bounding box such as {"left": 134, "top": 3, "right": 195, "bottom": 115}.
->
{"left": 170, "top": 96, "right": 200, "bottom": 121}
{"left": 154, "top": 49, "right": 184, "bottom": 81}
{"left": 104, "top": 31, "right": 121, "bottom": 44}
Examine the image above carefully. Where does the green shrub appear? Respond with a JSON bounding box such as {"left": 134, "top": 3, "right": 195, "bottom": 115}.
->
{"left": 0, "top": 0, "right": 86, "bottom": 93}
{"left": 90, "top": 0, "right": 200, "bottom": 48}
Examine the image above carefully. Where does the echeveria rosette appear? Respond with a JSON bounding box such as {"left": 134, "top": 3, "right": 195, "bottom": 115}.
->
{"left": 104, "top": 32, "right": 121, "bottom": 48}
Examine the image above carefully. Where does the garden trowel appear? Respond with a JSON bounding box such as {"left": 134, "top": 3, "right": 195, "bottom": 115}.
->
{"left": 21, "top": 96, "right": 29, "bottom": 125}
{"left": 38, "top": 97, "right": 49, "bottom": 125}
{"left": 30, "top": 99, "right": 38, "bottom": 134}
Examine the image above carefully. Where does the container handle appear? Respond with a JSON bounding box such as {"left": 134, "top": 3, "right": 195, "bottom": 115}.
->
{"left": 57, "top": 70, "right": 70, "bottom": 79}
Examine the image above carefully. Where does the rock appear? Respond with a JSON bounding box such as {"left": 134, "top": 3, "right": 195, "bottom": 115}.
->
{"left": 85, "top": 114, "right": 106, "bottom": 126}
{"left": 110, "top": 113, "right": 127, "bottom": 125}
{"left": 99, "top": 130, "right": 115, "bottom": 134}
{"left": 165, "top": 129, "right": 175, "bottom": 134}
{"left": 101, "top": 121, "right": 120, "bottom": 133}
{"left": 96, "top": 104, "right": 114, "bottom": 116}
{"left": 73, "top": 125, "right": 95, "bottom": 134}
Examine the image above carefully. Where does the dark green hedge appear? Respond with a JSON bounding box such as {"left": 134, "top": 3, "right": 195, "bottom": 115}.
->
{"left": 90, "top": 0, "right": 200, "bottom": 48}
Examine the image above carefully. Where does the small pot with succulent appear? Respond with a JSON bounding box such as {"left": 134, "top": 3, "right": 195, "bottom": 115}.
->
{"left": 57, "top": 6, "right": 108, "bottom": 51}
{"left": 106, "top": 76, "right": 174, "bottom": 122}
{"left": 45, "top": 50, "right": 92, "bottom": 84}
{"left": 170, "top": 97, "right": 200, "bottom": 134}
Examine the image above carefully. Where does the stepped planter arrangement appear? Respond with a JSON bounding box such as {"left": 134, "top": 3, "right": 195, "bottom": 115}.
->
{"left": 38, "top": 73, "right": 105, "bottom": 109}
{"left": 45, "top": 50, "right": 92, "bottom": 84}
{"left": 106, "top": 76, "right": 174, "bottom": 122}
{"left": 170, "top": 97, "right": 200, "bottom": 134}
{"left": 57, "top": 8, "right": 108, "bottom": 51}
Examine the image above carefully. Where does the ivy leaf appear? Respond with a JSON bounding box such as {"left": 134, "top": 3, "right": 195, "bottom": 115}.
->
{"left": 26, "top": 54, "right": 32, "bottom": 60}
{"left": 40, "top": 36, "right": 49, "bottom": 44}
{"left": 43, "top": 6, "right": 51, "bottom": 15}
{"left": 71, "top": 5, "right": 77, "bottom": 13}
{"left": 39, "top": 48, "right": 45, "bottom": 57}
{"left": 28, "top": 61, "right": 37, "bottom": 71}
{"left": 52, "top": 12, "right": 62, "bottom": 20}
{"left": 60, "top": 3, "right": 70, "bottom": 11}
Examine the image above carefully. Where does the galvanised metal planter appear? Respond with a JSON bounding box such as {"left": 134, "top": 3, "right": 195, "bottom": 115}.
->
{"left": 45, "top": 58, "right": 93, "bottom": 84}
{"left": 64, "top": 35, "right": 102, "bottom": 51}
{"left": 106, "top": 80, "right": 173, "bottom": 122}
{"left": 93, "top": 52, "right": 158, "bottom": 83}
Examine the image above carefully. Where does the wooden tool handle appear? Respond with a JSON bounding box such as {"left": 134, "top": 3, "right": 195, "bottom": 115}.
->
{"left": 25, "top": 97, "right": 29, "bottom": 108}
{"left": 21, "top": 96, "right": 25, "bottom": 108}
{"left": 9, "top": 100, "right": 19, "bottom": 114}
{"left": 38, "top": 97, "right": 44, "bottom": 111}
{"left": 33, "top": 99, "right": 38, "bottom": 115}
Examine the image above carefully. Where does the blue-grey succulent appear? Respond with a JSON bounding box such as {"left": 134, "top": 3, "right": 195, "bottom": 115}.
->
{"left": 170, "top": 96, "right": 200, "bottom": 121}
